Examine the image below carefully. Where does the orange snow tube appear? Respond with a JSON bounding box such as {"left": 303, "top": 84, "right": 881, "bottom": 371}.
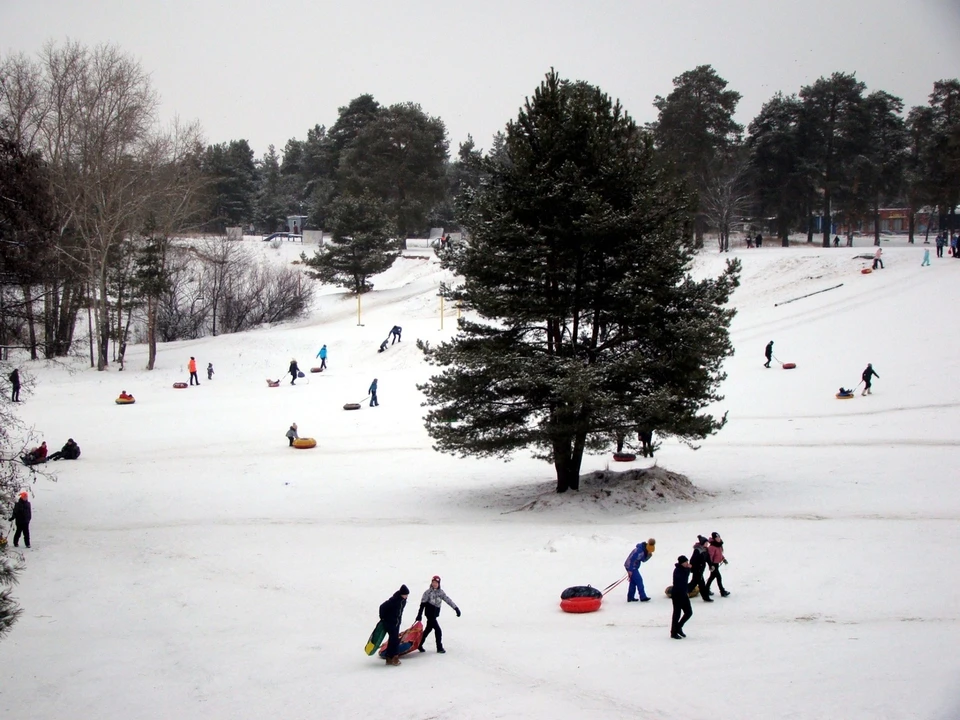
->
{"left": 292, "top": 437, "right": 317, "bottom": 449}
{"left": 861, "top": 268, "right": 873, "bottom": 274}
{"left": 115, "top": 397, "right": 135, "bottom": 405}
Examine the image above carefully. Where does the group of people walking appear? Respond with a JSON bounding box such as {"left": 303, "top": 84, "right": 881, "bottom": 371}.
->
{"left": 378, "top": 576, "right": 461, "bottom": 666}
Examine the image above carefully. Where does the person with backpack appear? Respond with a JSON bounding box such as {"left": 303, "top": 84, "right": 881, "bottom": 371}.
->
{"left": 624, "top": 538, "right": 655, "bottom": 602}
{"left": 670, "top": 556, "right": 693, "bottom": 639}
{"left": 690, "top": 536, "right": 713, "bottom": 602}
{"left": 289, "top": 358, "right": 300, "bottom": 385}
{"left": 10, "top": 491, "right": 31, "bottom": 548}
{"left": 9, "top": 368, "right": 20, "bottom": 402}
{"left": 415, "top": 575, "right": 461, "bottom": 654}
{"left": 188, "top": 356, "right": 200, "bottom": 385}
{"left": 705, "top": 531, "right": 731, "bottom": 597}
{"left": 316, "top": 344, "right": 328, "bottom": 370}
{"left": 861, "top": 363, "right": 879, "bottom": 396}
{"left": 379, "top": 585, "right": 409, "bottom": 666}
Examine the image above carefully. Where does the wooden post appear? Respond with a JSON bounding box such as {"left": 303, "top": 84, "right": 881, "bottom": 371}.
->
{"left": 356, "top": 294, "right": 362, "bottom": 326}
{"left": 440, "top": 293, "right": 444, "bottom": 330}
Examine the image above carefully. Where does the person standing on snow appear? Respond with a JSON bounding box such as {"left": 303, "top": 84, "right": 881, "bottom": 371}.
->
{"left": 922, "top": 248, "right": 931, "bottom": 267}
{"left": 285, "top": 423, "right": 299, "bottom": 446}
{"left": 368, "top": 378, "right": 379, "bottom": 407}
{"left": 624, "top": 538, "right": 655, "bottom": 602}
{"left": 861, "top": 363, "right": 879, "bottom": 396}
{"left": 873, "top": 247, "right": 884, "bottom": 270}
{"left": 705, "top": 531, "right": 731, "bottom": 597}
{"left": 188, "top": 357, "right": 200, "bottom": 385}
{"left": 289, "top": 358, "right": 300, "bottom": 385}
{"left": 316, "top": 344, "right": 328, "bottom": 370}
{"left": 415, "top": 575, "right": 461, "bottom": 654}
{"left": 9, "top": 368, "right": 21, "bottom": 402}
{"left": 379, "top": 585, "right": 409, "bottom": 666}
{"left": 764, "top": 341, "right": 774, "bottom": 368}
{"left": 207, "top": 363, "right": 215, "bottom": 380}
{"left": 390, "top": 325, "right": 402, "bottom": 344}
{"left": 690, "top": 536, "right": 713, "bottom": 602}
{"left": 10, "top": 491, "right": 31, "bottom": 548}
{"left": 670, "top": 556, "right": 693, "bottom": 639}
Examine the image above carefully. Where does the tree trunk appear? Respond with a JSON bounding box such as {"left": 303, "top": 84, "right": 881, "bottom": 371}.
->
{"left": 553, "top": 438, "right": 580, "bottom": 493}
{"left": 22, "top": 284, "right": 38, "bottom": 360}
{"left": 147, "top": 296, "right": 157, "bottom": 370}
{"left": 908, "top": 207, "right": 915, "bottom": 244}
{"left": 806, "top": 209, "right": 814, "bottom": 244}
{"left": 86, "top": 284, "right": 95, "bottom": 368}
{"left": 822, "top": 192, "right": 831, "bottom": 248}
{"left": 873, "top": 198, "right": 881, "bottom": 246}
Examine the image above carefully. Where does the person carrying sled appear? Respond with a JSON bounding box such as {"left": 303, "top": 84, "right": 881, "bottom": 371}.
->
{"left": 861, "top": 363, "right": 879, "bottom": 396}
{"left": 379, "top": 584, "right": 409, "bottom": 666}
{"left": 415, "top": 575, "right": 461, "bottom": 654}
{"left": 705, "top": 531, "right": 730, "bottom": 597}
{"left": 289, "top": 358, "right": 300, "bottom": 385}
{"left": 670, "top": 556, "right": 693, "bottom": 639}
{"left": 690, "top": 536, "right": 713, "bottom": 602}
{"left": 48, "top": 438, "right": 81, "bottom": 461}
{"left": 9, "top": 368, "right": 21, "bottom": 402}
{"left": 22, "top": 441, "right": 47, "bottom": 466}
{"left": 624, "top": 538, "right": 655, "bottom": 602}
{"left": 207, "top": 363, "right": 215, "bottom": 380}
{"left": 390, "top": 325, "right": 402, "bottom": 344}
{"left": 316, "top": 344, "right": 328, "bottom": 370}
{"left": 368, "top": 378, "right": 379, "bottom": 407}
{"left": 10, "top": 491, "right": 31, "bottom": 548}
{"left": 286, "top": 423, "right": 299, "bottom": 446}
{"left": 188, "top": 356, "right": 200, "bottom": 385}
{"left": 764, "top": 341, "right": 774, "bottom": 368}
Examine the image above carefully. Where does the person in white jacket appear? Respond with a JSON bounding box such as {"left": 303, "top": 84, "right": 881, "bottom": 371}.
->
{"left": 873, "top": 246, "right": 884, "bottom": 270}
{"left": 415, "top": 575, "right": 460, "bottom": 653}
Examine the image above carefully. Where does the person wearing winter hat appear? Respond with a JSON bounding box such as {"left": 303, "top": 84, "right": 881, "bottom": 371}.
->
{"left": 379, "top": 585, "right": 410, "bottom": 666}
{"left": 415, "top": 575, "right": 461, "bottom": 654}
{"left": 10, "top": 491, "right": 32, "bottom": 548}
{"left": 286, "top": 423, "right": 299, "bottom": 446}
{"left": 671, "top": 556, "right": 693, "bottom": 639}
{"left": 22, "top": 441, "right": 47, "bottom": 466}
{"left": 690, "top": 536, "right": 713, "bottom": 602}
{"left": 705, "top": 532, "right": 731, "bottom": 597}
{"left": 624, "top": 538, "right": 656, "bottom": 602}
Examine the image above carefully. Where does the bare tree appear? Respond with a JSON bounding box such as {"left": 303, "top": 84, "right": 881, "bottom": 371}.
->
{"left": 701, "top": 158, "right": 753, "bottom": 252}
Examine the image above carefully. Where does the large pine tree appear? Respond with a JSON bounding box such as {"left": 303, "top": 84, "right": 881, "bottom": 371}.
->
{"left": 419, "top": 70, "right": 740, "bottom": 493}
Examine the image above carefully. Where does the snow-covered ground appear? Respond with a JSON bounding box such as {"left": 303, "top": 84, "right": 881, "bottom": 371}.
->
{"left": 2, "top": 238, "right": 958, "bottom": 720}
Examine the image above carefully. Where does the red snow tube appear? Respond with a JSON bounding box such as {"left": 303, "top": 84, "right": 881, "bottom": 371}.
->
{"left": 613, "top": 452, "right": 637, "bottom": 462}
{"left": 861, "top": 268, "right": 872, "bottom": 274}
{"left": 310, "top": 367, "right": 323, "bottom": 373}
{"left": 560, "top": 585, "right": 603, "bottom": 613}
{"left": 173, "top": 382, "right": 188, "bottom": 389}
{"left": 782, "top": 362, "right": 796, "bottom": 369}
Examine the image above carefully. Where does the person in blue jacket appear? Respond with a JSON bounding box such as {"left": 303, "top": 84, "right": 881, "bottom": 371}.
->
{"left": 624, "top": 538, "right": 656, "bottom": 602}
{"left": 316, "top": 344, "right": 328, "bottom": 370}
{"left": 379, "top": 585, "right": 409, "bottom": 666}
{"left": 368, "top": 378, "right": 379, "bottom": 407}
{"left": 671, "top": 556, "right": 693, "bottom": 639}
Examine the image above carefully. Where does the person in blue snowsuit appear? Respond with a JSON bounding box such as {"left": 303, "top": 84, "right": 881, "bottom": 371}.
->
{"left": 368, "top": 378, "right": 379, "bottom": 407}
{"left": 624, "top": 538, "right": 656, "bottom": 602}
{"left": 316, "top": 344, "right": 327, "bottom": 370}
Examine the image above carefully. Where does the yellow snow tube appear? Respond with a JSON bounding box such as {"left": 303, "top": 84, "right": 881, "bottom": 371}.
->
{"left": 292, "top": 437, "right": 317, "bottom": 449}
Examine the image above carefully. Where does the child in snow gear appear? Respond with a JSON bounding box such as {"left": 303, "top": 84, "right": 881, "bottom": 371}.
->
{"left": 670, "top": 556, "right": 693, "bottom": 639}
{"left": 872, "top": 247, "right": 884, "bottom": 270}
{"left": 415, "top": 575, "right": 460, "bottom": 653}
{"left": 10, "top": 491, "right": 31, "bottom": 548}
{"left": 390, "top": 325, "right": 402, "bottom": 344}
{"left": 22, "top": 441, "right": 47, "bottom": 466}
{"left": 188, "top": 357, "right": 199, "bottom": 385}
{"left": 289, "top": 359, "right": 300, "bottom": 385}
{"left": 207, "top": 363, "right": 214, "bottom": 380}
{"left": 9, "top": 368, "right": 20, "bottom": 402}
{"left": 837, "top": 387, "right": 854, "bottom": 398}
{"left": 368, "top": 378, "right": 379, "bottom": 406}
{"left": 624, "top": 538, "right": 655, "bottom": 602}
{"left": 764, "top": 341, "right": 774, "bottom": 368}
{"left": 861, "top": 364, "right": 879, "bottom": 395}
{"left": 286, "top": 423, "right": 299, "bottom": 446}
{"left": 379, "top": 585, "right": 409, "bottom": 666}
{"left": 118, "top": 390, "right": 134, "bottom": 401}
{"left": 690, "top": 536, "right": 713, "bottom": 602}
{"left": 378, "top": 339, "right": 388, "bottom": 353}
{"left": 48, "top": 438, "right": 81, "bottom": 461}
{"left": 922, "top": 248, "right": 931, "bottom": 266}
{"left": 705, "top": 532, "right": 730, "bottom": 597}
{"left": 316, "top": 344, "right": 327, "bottom": 370}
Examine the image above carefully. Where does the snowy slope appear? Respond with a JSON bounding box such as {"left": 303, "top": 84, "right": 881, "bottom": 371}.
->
{"left": 1, "top": 239, "right": 958, "bottom": 720}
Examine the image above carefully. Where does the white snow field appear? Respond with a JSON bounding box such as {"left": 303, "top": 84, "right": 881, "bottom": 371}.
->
{"left": 2, "top": 238, "right": 959, "bottom": 720}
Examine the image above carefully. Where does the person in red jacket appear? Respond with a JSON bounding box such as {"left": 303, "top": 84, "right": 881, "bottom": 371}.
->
{"left": 188, "top": 356, "right": 199, "bottom": 385}
{"left": 705, "top": 531, "right": 731, "bottom": 597}
{"left": 22, "top": 441, "right": 47, "bottom": 466}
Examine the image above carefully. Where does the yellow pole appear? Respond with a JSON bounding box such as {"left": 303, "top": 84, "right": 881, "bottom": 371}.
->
{"left": 357, "top": 294, "right": 362, "bottom": 326}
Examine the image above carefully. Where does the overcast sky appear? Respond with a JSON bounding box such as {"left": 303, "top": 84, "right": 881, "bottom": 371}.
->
{"left": 2, "top": 0, "right": 959, "bottom": 158}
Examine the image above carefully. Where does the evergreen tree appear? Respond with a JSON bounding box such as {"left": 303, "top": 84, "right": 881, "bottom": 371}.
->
{"left": 419, "top": 70, "right": 740, "bottom": 493}
{"left": 301, "top": 193, "right": 396, "bottom": 293}
{"left": 904, "top": 105, "right": 936, "bottom": 242}
{"left": 201, "top": 139, "right": 257, "bottom": 231}
{"left": 254, "top": 145, "right": 285, "bottom": 233}
{"left": 925, "top": 80, "right": 960, "bottom": 234}
{"left": 857, "top": 91, "right": 907, "bottom": 245}
{"left": 328, "top": 94, "right": 382, "bottom": 157}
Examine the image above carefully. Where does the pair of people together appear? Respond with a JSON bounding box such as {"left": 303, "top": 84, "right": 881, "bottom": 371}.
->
{"left": 378, "top": 576, "right": 461, "bottom": 666}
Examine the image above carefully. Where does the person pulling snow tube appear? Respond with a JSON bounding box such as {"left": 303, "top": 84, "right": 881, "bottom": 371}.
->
{"left": 292, "top": 437, "right": 317, "bottom": 449}
{"left": 559, "top": 585, "right": 603, "bottom": 613}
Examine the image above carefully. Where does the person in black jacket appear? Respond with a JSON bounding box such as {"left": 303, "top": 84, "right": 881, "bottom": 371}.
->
{"left": 289, "top": 359, "right": 300, "bottom": 385}
{"left": 690, "top": 536, "right": 713, "bottom": 602}
{"left": 48, "top": 438, "right": 81, "bottom": 461}
{"left": 764, "top": 341, "right": 774, "bottom": 368}
{"left": 379, "top": 585, "right": 409, "bottom": 666}
{"left": 861, "top": 363, "right": 879, "bottom": 396}
{"left": 10, "top": 491, "right": 31, "bottom": 548}
{"left": 671, "top": 556, "right": 693, "bottom": 639}
{"left": 9, "top": 368, "right": 21, "bottom": 402}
